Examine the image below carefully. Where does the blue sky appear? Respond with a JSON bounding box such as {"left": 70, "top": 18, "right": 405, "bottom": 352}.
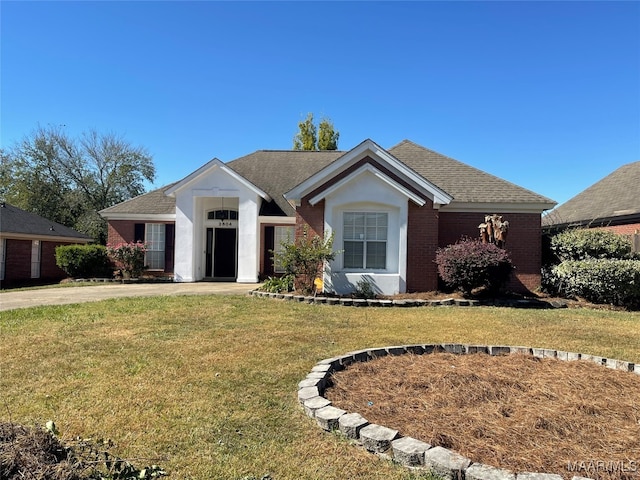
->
{"left": 2, "top": 1, "right": 639, "bottom": 207}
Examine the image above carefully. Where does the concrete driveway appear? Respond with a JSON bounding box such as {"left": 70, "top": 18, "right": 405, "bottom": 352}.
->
{"left": 0, "top": 282, "right": 258, "bottom": 312}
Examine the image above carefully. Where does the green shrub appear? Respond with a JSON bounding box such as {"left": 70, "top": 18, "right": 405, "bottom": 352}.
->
{"left": 551, "top": 229, "right": 631, "bottom": 261}
{"left": 55, "top": 244, "right": 113, "bottom": 278}
{"left": 273, "top": 225, "right": 338, "bottom": 295}
{"left": 551, "top": 259, "right": 640, "bottom": 308}
{"left": 354, "top": 278, "right": 376, "bottom": 299}
{"left": 435, "top": 238, "right": 513, "bottom": 296}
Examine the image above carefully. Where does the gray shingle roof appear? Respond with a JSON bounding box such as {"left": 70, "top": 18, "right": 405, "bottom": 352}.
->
{"left": 389, "top": 140, "right": 555, "bottom": 205}
{"left": 542, "top": 161, "right": 640, "bottom": 227}
{"left": 99, "top": 182, "right": 179, "bottom": 216}
{"left": 0, "top": 203, "right": 92, "bottom": 240}
{"left": 99, "top": 140, "right": 555, "bottom": 217}
{"left": 227, "top": 150, "right": 344, "bottom": 215}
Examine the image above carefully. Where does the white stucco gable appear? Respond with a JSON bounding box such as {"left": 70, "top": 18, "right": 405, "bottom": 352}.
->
{"left": 164, "top": 158, "right": 270, "bottom": 284}
{"left": 322, "top": 167, "right": 410, "bottom": 295}
{"left": 284, "top": 139, "right": 453, "bottom": 207}
{"left": 165, "top": 158, "right": 270, "bottom": 201}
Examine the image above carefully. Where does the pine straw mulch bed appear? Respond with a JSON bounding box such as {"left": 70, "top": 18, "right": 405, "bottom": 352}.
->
{"left": 326, "top": 353, "right": 640, "bottom": 480}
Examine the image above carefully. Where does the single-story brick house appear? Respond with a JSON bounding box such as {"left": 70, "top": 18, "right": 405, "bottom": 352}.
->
{"left": 100, "top": 139, "right": 556, "bottom": 294}
{"left": 0, "top": 202, "right": 93, "bottom": 286}
{"left": 542, "top": 161, "right": 640, "bottom": 235}
{"left": 542, "top": 160, "right": 640, "bottom": 252}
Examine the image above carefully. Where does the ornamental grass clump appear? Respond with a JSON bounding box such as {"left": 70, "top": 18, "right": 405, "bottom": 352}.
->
{"left": 435, "top": 238, "right": 513, "bottom": 297}
{"left": 106, "top": 242, "right": 147, "bottom": 278}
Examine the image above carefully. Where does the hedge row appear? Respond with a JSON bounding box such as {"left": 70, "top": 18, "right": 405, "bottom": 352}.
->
{"left": 550, "top": 259, "right": 640, "bottom": 308}
{"left": 551, "top": 229, "right": 632, "bottom": 261}
{"left": 55, "top": 244, "right": 113, "bottom": 278}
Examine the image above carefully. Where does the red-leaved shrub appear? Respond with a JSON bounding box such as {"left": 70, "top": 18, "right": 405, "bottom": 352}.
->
{"left": 435, "top": 238, "right": 513, "bottom": 296}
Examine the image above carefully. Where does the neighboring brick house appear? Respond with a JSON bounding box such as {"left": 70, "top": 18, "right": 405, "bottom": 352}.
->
{"left": 542, "top": 161, "right": 640, "bottom": 250}
{"left": 0, "top": 203, "right": 92, "bottom": 286}
{"left": 100, "top": 139, "right": 556, "bottom": 294}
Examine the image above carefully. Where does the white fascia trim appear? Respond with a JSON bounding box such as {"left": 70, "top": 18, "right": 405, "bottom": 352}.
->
{"left": 284, "top": 139, "right": 453, "bottom": 205}
{"left": 440, "top": 202, "right": 557, "bottom": 213}
{"left": 0, "top": 233, "right": 92, "bottom": 243}
{"left": 308, "top": 163, "right": 427, "bottom": 207}
{"left": 259, "top": 216, "right": 296, "bottom": 225}
{"left": 164, "top": 158, "right": 271, "bottom": 201}
{"left": 99, "top": 213, "right": 176, "bottom": 221}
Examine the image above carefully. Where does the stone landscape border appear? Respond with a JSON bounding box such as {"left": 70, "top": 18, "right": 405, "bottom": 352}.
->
{"left": 250, "top": 290, "right": 568, "bottom": 309}
{"left": 298, "top": 344, "right": 640, "bottom": 480}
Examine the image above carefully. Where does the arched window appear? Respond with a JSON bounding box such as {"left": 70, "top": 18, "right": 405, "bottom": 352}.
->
{"left": 207, "top": 209, "right": 238, "bottom": 221}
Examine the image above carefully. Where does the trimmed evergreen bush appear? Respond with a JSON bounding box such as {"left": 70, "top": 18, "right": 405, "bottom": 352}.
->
{"left": 55, "top": 244, "right": 113, "bottom": 278}
{"left": 551, "top": 259, "right": 640, "bottom": 308}
{"left": 551, "top": 229, "right": 632, "bottom": 261}
{"left": 544, "top": 229, "right": 640, "bottom": 307}
{"left": 435, "top": 239, "right": 513, "bottom": 296}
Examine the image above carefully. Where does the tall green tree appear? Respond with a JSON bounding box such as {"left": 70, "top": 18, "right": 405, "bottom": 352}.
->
{"left": 292, "top": 113, "right": 339, "bottom": 151}
{"left": 293, "top": 113, "right": 317, "bottom": 151}
{"left": 317, "top": 117, "right": 339, "bottom": 150}
{"left": 0, "top": 126, "right": 155, "bottom": 243}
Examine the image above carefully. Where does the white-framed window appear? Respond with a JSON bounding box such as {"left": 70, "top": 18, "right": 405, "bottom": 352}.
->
{"left": 0, "top": 238, "right": 6, "bottom": 281}
{"left": 145, "top": 224, "right": 165, "bottom": 270}
{"left": 31, "top": 240, "right": 41, "bottom": 278}
{"left": 273, "top": 226, "right": 294, "bottom": 273}
{"left": 343, "top": 212, "right": 388, "bottom": 269}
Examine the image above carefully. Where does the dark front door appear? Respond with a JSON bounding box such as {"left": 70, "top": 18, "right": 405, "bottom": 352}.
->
{"left": 214, "top": 228, "right": 237, "bottom": 279}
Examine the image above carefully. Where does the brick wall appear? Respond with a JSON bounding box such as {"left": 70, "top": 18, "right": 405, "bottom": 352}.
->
{"left": 3, "top": 239, "right": 31, "bottom": 282}
{"left": 439, "top": 212, "right": 543, "bottom": 293}
{"left": 295, "top": 199, "right": 325, "bottom": 238}
{"left": 295, "top": 200, "right": 544, "bottom": 293}
{"left": 107, "top": 220, "right": 137, "bottom": 245}
{"left": 2, "top": 238, "right": 79, "bottom": 285}
{"left": 107, "top": 220, "right": 176, "bottom": 275}
{"left": 41, "top": 241, "right": 67, "bottom": 280}
{"left": 596, "top": 223, "right": 640, "bottom": 236}
{"left": 406, "top": 202, "right": 440, "bottom": 292}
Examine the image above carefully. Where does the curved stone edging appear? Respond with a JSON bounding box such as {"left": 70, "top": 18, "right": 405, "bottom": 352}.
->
{"left": 250, "top": 290, "right": 568, "bottom": 309}
{"left": 298, "top": 344, "right": 639, "bottom": 480}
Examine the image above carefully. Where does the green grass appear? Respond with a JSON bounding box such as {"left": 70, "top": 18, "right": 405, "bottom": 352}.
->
{"left": 1, "top": 296, "right": 639, "bottom": 479}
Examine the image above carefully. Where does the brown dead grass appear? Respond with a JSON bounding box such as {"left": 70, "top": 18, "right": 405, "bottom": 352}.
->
{"left": 326, "top": 353, "right": 640, "bottom": 480}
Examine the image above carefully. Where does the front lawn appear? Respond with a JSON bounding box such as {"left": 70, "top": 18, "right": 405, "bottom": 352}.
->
{"left": 1, "top": 296, "right": 639, "bottom": 479}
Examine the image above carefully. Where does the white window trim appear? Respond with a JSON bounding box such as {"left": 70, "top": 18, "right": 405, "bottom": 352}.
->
{"left": 31, "top": 240, "right": 41, "bottom": 279}
{"left": 342, "top": 212, "right": 388, "bottom": 271}
{"left": 145, "top": 223, "right": 166, "bottom": 271}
